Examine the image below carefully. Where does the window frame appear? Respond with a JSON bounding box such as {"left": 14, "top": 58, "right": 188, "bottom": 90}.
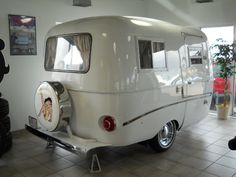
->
{"left": 44, "top": 33, "right": 92, "bottom": 74}
{"left": 136, "top": 36, "right": 167, "bottom": 71}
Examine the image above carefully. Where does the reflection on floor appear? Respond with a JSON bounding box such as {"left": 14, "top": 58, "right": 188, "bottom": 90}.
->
{"left": 1, "top": 114, "right": 236, "bottom": 177}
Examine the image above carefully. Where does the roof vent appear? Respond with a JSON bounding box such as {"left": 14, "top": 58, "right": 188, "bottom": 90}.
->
{"left": 73, "top": 0, "right": 91, "bottom": 7}
{"left": 196, "top": 0, "right": 213, "bottom": 3}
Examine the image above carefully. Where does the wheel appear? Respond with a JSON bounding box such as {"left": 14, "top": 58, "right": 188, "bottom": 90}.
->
{"left": 0, "top": 98, "right": 9, "bottom": 117}
{"left": 149, "top": 121, "right": 176, "bottom": 152}
{"left": 0, "top": 116, "right": 10, "bottom": 132}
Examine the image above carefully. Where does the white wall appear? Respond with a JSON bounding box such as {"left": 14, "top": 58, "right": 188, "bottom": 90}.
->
{"left": 0, "top": 0, "right": 146, "bottom": 131}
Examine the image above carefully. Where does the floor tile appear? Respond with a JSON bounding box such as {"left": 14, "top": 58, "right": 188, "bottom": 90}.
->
{"left": 22, "top": 165, "right": 54, "bottom": 177}
{"left": 206, "top": 144, "right": 230, "bottom": 155}
{"left": 9, "top": 158, "right": 41, "bottom": 172}
{"left": 0, "top": 165, "right": 18, "bottom": 177}
{"left": 130, "top": 164, "right": 163, "bottom": 177}
{"left": 150, "top": 157, "right": 177, "bottom": 171}
{"left": 8, "top": 174, "right": 25, "bottom": 177}
{"left": 225, "top": 151, "right": 236, "bottom": 159}
{"left": 32, "top": 152, "right": 61, "bottom": 163}
{"left": 205, "top": 163, "right": 236, "bottom": 177}
{"left": 43, "top": 158, "right": 74, "bottom": 171}
{"left": 112, "top": 157, "right": 143, "bottom": 171}
{"left": 169, "top": 164, "right": 200, "bottom": 177}
{"left": 54, "top": 148, "right": 73, "bottom": 157}
{"left": 193, "top": 150, "right": 222, "bottom": 162}
{"left": 63, "top": 153, "right": 87, "bottom": 164}
{"left": 45, "top": 174, "right": 63, "bottom": 177}
{"left": 178, "top": 156, "right": 213, "bottom": 170}
{"left": 57, "top": 165, "right": 87, "bottom": 177}
{"left": 195, "top": 172, "right": 219, "bottom": 177}
{"left": 216, "top": 156, "right": 236, "bottom": 169}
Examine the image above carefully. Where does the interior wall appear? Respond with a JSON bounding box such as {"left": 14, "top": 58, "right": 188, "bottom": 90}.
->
{"left": 0, "top": 0, "right": 146, "bottom": 131}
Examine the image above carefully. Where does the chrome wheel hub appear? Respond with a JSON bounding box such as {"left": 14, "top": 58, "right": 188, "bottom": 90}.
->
{"left": 158, "top": 122, "right": 175, "bottom": 148}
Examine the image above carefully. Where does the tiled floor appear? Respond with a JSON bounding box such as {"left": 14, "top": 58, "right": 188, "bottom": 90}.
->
{"left": 1, "top": 114, "right": 236, "bottom": 177}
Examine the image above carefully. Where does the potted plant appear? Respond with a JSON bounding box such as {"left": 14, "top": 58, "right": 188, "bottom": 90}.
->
{"left": 212, "top": 39, "right": 236, "bottom": 119}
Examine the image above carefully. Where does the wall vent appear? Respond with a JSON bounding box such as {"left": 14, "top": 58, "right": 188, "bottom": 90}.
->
{"left": 196, "top": 0, "right": 213, "bottom": 3}
{"left": 73, "top": 0, "right": 91, "bottom": 7}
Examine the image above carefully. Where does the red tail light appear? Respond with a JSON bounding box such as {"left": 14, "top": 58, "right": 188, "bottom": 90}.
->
{"left": 102, "top": 116, "right": 116, "bottom": 132}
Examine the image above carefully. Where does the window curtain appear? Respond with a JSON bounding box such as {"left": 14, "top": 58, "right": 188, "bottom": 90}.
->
{"left": 74, "top": 35, "right": 91, "bottom": 70}
{"left": 46, "top": 38, "right": 58, "bottom": 69}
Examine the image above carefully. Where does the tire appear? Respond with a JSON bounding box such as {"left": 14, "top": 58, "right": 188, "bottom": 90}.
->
{"left": 0, "top": 122, "right": 7, "bottom": 135}
{"left": 0, "top": 116, "right": 10, "bottom": 132}
{"left": 0, "top": 122, "right": 12, "bottom": 155}
{"left": 0, "top": 98, "right": 9, "bottom": 118}
{"left": 2, "top": 132, "right": 12, "bottom": 153}
{"left": 0, "top": 122, "right": 7, "bottom": 156}
{"left": 149, "top": 121, "right": 176, "bottom": 152}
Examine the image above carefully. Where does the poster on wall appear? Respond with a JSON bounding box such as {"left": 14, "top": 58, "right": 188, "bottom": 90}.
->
{"left": 8, "top": 14, "right": 37, "bottom": 55}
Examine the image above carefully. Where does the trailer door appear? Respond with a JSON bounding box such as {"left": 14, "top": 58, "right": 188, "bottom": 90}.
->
{"left": 180, "top": 33, "right": 210, "bottom": 126}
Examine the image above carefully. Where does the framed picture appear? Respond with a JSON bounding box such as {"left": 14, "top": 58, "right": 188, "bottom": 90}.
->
{"left": 8, "top": 14, "right": 37, "bottom": 55}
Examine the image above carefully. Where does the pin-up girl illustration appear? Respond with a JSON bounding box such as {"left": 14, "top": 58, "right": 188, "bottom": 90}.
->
{"left": 38, "top": 91, "right": 53, "bottom": 122}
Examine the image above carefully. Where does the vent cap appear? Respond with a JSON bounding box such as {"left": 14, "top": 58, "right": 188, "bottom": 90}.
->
{"left": 73, "top": 0, "right": 91, "bottom": 7}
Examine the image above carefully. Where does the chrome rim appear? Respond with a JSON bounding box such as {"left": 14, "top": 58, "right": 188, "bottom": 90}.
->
{"left": 158, "top": 122, "right": 175, "bottom": 148}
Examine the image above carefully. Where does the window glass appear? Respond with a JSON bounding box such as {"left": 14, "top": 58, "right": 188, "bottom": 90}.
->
{"left": 153, "top": 42, "right": 166, "bottom": 68}
{"left": 138, "top": 40, "right": 153, "bottom": 69}
{"left": 188, "top": 45, "right": 203, "bottom": 65}
{"left": 45, "top": 34, "right": 92, "bottom": 73}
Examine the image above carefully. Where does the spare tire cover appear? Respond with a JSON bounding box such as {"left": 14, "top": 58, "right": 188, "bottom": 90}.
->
{"left": 35, "top": 81, "right": 71, "bottom": 131}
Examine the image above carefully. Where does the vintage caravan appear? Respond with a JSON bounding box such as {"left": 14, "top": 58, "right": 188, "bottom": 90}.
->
{"left": 26, "top": 16, "right": 213, "bottom": 158}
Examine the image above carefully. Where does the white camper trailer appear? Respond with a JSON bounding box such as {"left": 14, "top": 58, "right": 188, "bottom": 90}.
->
{"left": 26, "top": 16, "right": 213, "bottom": 156}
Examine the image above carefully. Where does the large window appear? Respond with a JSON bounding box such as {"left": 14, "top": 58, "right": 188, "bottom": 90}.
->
{"left": 45, "top": 33, "right": 92, "bottom": 73}
{"left": 201, "top": 26, "right": 234, "bottom": 112}
{"left": 138, "top": 39, "right": 166, "bottom": 70}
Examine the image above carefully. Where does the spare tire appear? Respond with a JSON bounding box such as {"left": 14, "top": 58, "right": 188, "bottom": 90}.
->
{"left": 0, "top": 98, "right": 9, "bottom": 117}
{"left": 35, "top": 81, "right": 71, "bottom": 131}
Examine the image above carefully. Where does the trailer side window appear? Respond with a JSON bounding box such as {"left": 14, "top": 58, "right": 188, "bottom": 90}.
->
{"left": 45, "top": 33, "right": 92, "bottom": 73}
{"left": 138, "top": 40, "right": 153, "bottom": 69}
{"left": 138, "top": 39, "right": 166, "bottom": 69}
{"left": 188, "top": 45, "right": 203, "bottom": 65}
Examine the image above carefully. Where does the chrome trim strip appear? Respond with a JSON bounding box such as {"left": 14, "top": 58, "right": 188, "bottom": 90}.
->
{"left": 123, "top": 92, "right": 212, "bottom": 126}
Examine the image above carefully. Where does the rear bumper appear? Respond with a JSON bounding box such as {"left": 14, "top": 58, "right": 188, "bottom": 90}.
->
{"left": 25, "top": 117, "right": 111, "bottom": 153}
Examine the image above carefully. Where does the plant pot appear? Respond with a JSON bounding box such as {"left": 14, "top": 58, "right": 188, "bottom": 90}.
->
{"left": 216, "top": 104, "right": 230, "bottom": 120}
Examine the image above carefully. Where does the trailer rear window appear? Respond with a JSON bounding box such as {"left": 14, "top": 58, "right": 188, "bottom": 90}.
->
{"left": 138, "top": 39, "right": 166, "bottom": 69}
{"left": 45, "top": 33, "right": 92, "bottom": 73}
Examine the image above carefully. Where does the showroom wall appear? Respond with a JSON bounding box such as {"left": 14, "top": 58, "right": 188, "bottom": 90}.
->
{"left": 0, "top": 0, "right": 146, "bottom": 131}
{"left": 147, "top": 0, "right": 236, "bottom": 29}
